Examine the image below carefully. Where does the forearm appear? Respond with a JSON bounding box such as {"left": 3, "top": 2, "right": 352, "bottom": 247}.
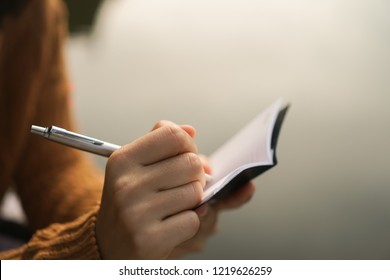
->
{"left": 7, "top": 0, "right": 103, "bottom": 229}
{"left": 16, "top": 148, "right": 103, "bottom": 229}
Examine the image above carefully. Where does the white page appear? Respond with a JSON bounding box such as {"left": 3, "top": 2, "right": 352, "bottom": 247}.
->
{"left": 201, "top": 99, "right": 283, "bottom": 203}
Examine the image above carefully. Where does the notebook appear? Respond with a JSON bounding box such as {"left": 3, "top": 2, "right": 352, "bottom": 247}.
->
{"left": 201, "top": 99, "right": 290, "bottom": 204}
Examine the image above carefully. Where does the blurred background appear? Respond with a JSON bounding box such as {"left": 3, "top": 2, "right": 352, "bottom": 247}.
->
{"left": 65, "top": 0, "right": 390, "bottom": 259}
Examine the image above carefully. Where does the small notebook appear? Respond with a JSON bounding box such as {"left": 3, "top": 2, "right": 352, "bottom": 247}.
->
{"left": 201, "top": 99, "right": 290, "bottom": 204}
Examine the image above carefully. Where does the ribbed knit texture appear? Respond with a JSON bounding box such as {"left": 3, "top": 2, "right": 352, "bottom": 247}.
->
{"left": 2, "top": 206, "right": 101, "bottom": 260}
{"left": 0, "top": 0, "right": 104, "bottom": 259}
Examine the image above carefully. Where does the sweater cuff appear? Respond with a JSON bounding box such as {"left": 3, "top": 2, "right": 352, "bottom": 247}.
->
{"left": 21, "top": 205, "right": 102, "bottom": 259}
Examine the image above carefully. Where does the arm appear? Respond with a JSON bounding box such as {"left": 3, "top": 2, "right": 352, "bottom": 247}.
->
{"left": 10, "top": 0, "right": 103, "bottom": 230}
{"left": 0, "top": 0, "right": 103, "bottom": 259}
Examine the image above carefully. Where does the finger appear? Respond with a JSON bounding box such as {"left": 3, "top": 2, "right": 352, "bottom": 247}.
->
{"left": 159, "top": 210, "right": 201, "bottom": 253}
{"left": 151, "top": 120, "right": 176, "bottom": 131}
{"left": 152, "top": 120, "right": 196, "bottom": 138}
{"left": 213, "top": 182, "right": 256, "bottom": 211}
{"left": 195, "top": 203, "right": 209, "bottom": 217}
{"left": 171, "top": 205, "right": 218, "bottom": 256}
{"left": 142, "top": 152, "right": 205, "bottom": 190}
{"left": 121, "top": 123, "right": 198, "bottom": 165}
{"left": 149, "top": 182, "right": 203, "bottom": 219}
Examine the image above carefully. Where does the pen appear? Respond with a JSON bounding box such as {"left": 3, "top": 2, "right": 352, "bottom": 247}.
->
{"left": 31, "top": 125, "right": 212, "bottom": 182}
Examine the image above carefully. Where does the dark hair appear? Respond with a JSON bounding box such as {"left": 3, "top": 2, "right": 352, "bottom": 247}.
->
{"left": 0, "top": 0, "right": 104, "bottom": 34}
{"left": 0, "top": 0, "right": 28, "bottom": 25}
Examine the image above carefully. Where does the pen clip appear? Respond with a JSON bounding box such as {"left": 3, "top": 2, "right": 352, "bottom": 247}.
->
{"left": 50, "top": 126, "right": 104, "bottom": 146}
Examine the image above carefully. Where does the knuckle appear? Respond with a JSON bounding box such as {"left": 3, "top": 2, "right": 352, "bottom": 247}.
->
{"left": 186, "top": 152, "right": 202, "bottom": 173}
{"left": 155, "top": 120, "right": 165, "bottom": 128}
{"left": 165, "top": 125, "right": 193, "bottom": 153}
{"left": 153, "top": 120, "right": 169, "bottom": 131}
{"left": 114, "top": 173, "right": 132, "bottom": 188}
{"left": 165, "top": 123, "right": 181, "bottom": 137}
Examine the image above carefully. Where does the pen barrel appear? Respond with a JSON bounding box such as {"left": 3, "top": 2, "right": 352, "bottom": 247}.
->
{"left": 47, "top": 127, "right": 121, "bottom": 157}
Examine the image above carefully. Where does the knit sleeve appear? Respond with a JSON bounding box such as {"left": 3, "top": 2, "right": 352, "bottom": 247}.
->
{"left": 0, "top": 206, "right": 102, "bottom": 260}
{"left": 2, "top": 0, "right": 104, "bottom": 230}
{"left": 0, "top": 0, "right": 105, "bottom": 260}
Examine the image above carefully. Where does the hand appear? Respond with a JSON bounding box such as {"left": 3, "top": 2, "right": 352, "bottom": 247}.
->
{"left": 168, "top": 155, "right": 256, "bottom": 259}
{"left": 95, "top": 121, "right": 206, "bottom": 259}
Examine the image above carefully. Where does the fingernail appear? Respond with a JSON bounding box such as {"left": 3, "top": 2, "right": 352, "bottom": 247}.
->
{"left": 195, "top": 203, "right": 208, "bottom": 217}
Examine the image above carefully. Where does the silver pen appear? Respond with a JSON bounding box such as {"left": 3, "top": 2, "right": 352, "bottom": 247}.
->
{"left": 31, "top": 125, "right": 212, "bottom": 182}
{"left": 31, "top": 125, "right": 121, "bottom": 157}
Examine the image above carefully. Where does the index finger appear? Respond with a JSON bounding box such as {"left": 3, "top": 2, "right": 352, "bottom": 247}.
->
{"left": 121, "top": 123, "right": 198, "bottom": 165}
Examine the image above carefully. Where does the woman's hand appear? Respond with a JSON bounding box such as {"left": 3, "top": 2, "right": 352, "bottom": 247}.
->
{"left": 95, "top": 121, "right": 206, "bottom": 259}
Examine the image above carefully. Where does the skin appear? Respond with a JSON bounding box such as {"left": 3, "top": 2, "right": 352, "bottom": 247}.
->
{"left": 96, "top": 120, "right": 255, "bottom": 259}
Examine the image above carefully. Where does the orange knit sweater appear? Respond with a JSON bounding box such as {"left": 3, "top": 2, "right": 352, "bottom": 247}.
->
{"left": 0, "top": 0, "right": 104, "bottom": 259}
